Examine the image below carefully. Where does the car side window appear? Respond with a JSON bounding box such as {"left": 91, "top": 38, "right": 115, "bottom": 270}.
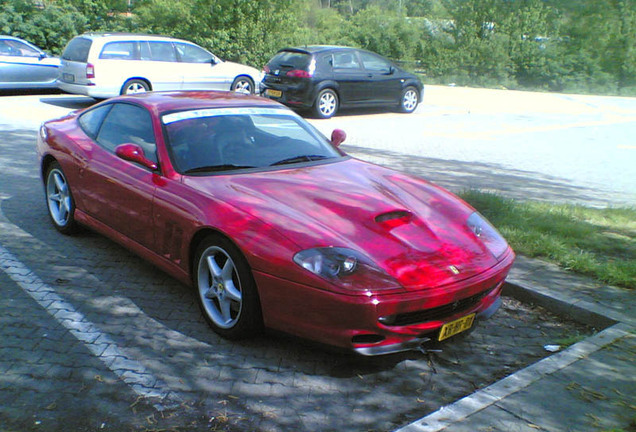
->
{"left": 0, "top": 40, "right": 12, "bottom": 55}
{"left": 317, "top": 54, "right": 333, "bottom": 71}
{"left": 78, "top": 104, "right": 113, "bottom": 139}
{"left": 1, "top": 39, "right": 40, "bottom": 57}
{"left": 333, "top": 52, "right": 361, "bottom": 70}
{"left": 175, "top": 43, "right": 213, "bottom": 63}
{"left": 99, "top": 42, "right": 137, "bottom": 60}
{"left": 96, "top": 103, "right": 158, "bottom": 163}
{"left": 359, "top": 52, "right": 392, "bottom": 73}
{"left": 144, "top": 42, "right": 177, "bottom": 62}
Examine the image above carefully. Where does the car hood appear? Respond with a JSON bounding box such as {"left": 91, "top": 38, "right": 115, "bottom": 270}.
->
{"left": 186, "top": 159, "right": 502, "bottom": 289}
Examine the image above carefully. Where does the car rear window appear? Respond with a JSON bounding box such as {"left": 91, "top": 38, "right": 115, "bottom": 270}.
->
{"left": 267, "top": 51, "right": 311, "bottom": 70}
{"left": 61, "top": 37, "right": 92, "bottom": 62}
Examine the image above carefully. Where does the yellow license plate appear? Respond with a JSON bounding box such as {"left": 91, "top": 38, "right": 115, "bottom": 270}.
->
{"left": 266, "top": 89, "right": 282, "bottom": 98}
{"left": 438, "top": 313, "right": 475, "bottom": 341}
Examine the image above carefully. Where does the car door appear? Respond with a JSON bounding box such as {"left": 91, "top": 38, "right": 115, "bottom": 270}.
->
{"left": 357, "top": 51, "right": 402, "bottom": 103}
{"left": 76, "top": 102, "right": 158, "bottom": 249}
{"left": 137, "top": 41, "right": 185, "bottom": 91}
{"left": 174, "top": 42, "right": 228, "bottom": 90}
{"left": 331, "top": 50, "right": 367, "bottom": 105}
{"left": 0, "top": 38, "right": 58, "bottom": 87}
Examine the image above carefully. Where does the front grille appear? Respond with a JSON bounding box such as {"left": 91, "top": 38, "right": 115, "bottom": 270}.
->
{"left": 380, "top": 286, "right": 497, "bottom": 327}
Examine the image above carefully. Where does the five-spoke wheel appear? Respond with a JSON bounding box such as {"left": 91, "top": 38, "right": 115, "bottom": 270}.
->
{"left": 231, "top": 76, "right": 255, "bottom": 94}
{"left": 195, "top": 235, "right": 262, "bottom": 338}
{"left": 121, "top": 79, "right": 150, "bottom": 95}
{"left": 45, "top": 162, "right": 77, "bottom": 234}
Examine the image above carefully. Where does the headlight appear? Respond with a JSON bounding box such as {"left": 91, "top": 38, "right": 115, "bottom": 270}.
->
{"left": 293, "top": 247, "right": 400, "bottom": 291}
{"left": 466, "top": 212, "right": 509, "bottom": 258}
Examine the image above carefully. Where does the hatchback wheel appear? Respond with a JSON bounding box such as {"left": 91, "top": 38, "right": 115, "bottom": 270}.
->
{"left": 194, "top": 235, "right": 263, "bottom": 339}
{"left": 121, "top": 79, "right": 150, "bottom": 95}
{"left": 231, "top": 76, "right": 255, "bottom": 94}
{"left": 314, "top": 89, "right": 338, "bottom": 119}
{"left": 45, "top": 161, "right": 78, "bottom": 234}
{"left": 399, "top": 86, "right": 419, "bottom": 113}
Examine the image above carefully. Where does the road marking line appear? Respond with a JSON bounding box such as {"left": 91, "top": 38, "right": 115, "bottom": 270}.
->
{"left": 0, "top": 244, "right": 176, "bottom": 404}
{"left": 393, "top": 323, "right": 632, "bottom": 432}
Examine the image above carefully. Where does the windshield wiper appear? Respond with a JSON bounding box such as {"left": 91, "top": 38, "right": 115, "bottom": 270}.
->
{"left": 270, "top": 155, "right": 330, "bottom": 166}
{"left": 184, "top": 164, "right": 255, "bottom": 174}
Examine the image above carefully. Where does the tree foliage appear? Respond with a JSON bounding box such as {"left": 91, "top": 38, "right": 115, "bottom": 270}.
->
{"left": 0, "top": 0, "right": 633, "bottom": 95}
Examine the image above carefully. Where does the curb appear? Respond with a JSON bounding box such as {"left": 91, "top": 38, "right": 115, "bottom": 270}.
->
{"left": 503, "top": 282, "right": 617, "bottom": 329}
{"left": 393, "top": 280, "right": 634, "bottom": 432}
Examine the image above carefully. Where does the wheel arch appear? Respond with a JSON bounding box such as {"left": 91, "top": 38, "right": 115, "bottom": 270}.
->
{"left": 40, "top": 154, "right": 58, "bottom": 184}
{"left": 401, "top": 79, "right": 423, "bottom": 101}
{"left": 312, "top": 81, "right": 340, "bottom": 102}
{"left": 188, "top": 227, "right": 252, "bottom": 284}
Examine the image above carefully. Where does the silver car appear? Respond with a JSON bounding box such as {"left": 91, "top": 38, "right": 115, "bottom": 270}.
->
{"left": 0, "top": 35, "right": 60, "bottom": 90}
{"left": 57, "top": 33, "right": 263, "bottom": 98}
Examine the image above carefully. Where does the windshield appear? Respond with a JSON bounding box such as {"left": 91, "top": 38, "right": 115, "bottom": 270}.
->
{"left": 162, "top": 107, "right": 342, "bottom": 174}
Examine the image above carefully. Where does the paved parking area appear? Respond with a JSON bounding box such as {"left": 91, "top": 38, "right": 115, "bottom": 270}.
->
{"left": 0, "top": 125, "right": 594, "bottom": 431}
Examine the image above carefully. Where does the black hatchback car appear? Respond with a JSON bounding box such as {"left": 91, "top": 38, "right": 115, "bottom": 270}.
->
{"left": 260, "top": 46, "right": 423, "bottom": 118}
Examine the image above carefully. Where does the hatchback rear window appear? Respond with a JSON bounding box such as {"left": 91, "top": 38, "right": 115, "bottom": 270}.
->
{"left": 267, "top": 51, "right": 311, "bottom": 70}
{"left": 61, "top": 37, "right": 92, "bottom": 62}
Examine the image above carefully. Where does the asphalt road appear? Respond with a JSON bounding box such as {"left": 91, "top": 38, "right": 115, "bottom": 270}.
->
{"left": 309, "top": 86, "right": 636, "bottom": 207}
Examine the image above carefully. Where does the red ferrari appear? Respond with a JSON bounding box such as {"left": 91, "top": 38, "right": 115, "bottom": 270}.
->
{"left": 36, "top": 91, "right": 514, "bottom": 355}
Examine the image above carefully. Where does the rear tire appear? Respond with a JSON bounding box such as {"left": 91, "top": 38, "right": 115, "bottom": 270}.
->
{"left": 194, "top": 234, "right": 263, "bottom": 339}
{"left": 121, "top": 79, "right": 150, "bottom": 95}
{"left": 313, "top": 88, "right": 338, "bottom": 119}
{"left": 231, "top": 76, "right": 255, "bottom": 94}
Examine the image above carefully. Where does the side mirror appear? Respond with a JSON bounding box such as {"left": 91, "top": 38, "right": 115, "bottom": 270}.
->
{"left": 39, "top": 52, "right": 47, "bottom": 60}
{"left": 115, "top": 143, "right": 158, "bottom": 171}
{"left": 330, "top": 129, "right": 346, "bottom": 147}
{"left": 387, "top": 66, "right": 396, "bottom": 75}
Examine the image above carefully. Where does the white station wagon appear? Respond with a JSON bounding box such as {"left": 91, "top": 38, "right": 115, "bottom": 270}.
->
{"left": 57, "top": 33, "right": 262, "bottom": 98}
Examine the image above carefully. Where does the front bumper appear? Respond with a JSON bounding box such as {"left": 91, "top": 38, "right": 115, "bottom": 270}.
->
{"left": 254, "top": 247, "right": 515, "bottom": 355}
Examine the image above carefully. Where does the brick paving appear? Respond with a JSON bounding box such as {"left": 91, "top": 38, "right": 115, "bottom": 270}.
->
{"left": 0, "top": 127, "right": 595, "bottom": 431}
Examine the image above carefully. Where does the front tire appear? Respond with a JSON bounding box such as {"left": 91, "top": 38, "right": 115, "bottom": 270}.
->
{"left": 194, "top": 235, "right": 262, "bottom": 339}
{"left": 313, "top": 88, "right": 338, "bottom": 119}
{"left": 121, "top": 79, "right": 150, "bottom": 95}
{"left": 231, "top": 76, "right": 255, "bottom": 94}
{"left": 399, "top": 86, "right": 419, "bottom": 113}
{"left": 45, "top": 161, "right": 78, "bottom": 235}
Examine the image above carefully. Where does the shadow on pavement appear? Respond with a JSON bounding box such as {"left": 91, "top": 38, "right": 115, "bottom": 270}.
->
{"left": 39, "top": 96, "right": 96, "bottom": 110}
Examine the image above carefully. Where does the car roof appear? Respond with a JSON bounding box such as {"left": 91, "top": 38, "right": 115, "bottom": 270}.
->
{"left": 278, "top": 45, "right": 355, "bottom": 55}
{"left": 0, "top": 35, "right": 27, "bottom": 42}
{"left": 111, "top": 91, "right": 289, "bottom": 116}
{"left": 73, "top": 33, "right": 185, "bottom": 43}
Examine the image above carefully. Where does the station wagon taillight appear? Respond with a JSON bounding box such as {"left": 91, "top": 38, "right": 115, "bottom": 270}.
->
{"left": 86, "top": 63, "right": 95, "bottom": 79}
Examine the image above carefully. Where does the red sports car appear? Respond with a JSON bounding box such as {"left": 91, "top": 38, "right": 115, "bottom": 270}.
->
{"left": 36, "top": 91, "right": 514, "bottom": 355}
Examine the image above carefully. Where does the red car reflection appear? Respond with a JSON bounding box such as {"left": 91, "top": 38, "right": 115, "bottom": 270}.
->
{"left": 36, "top": 91, "right": 514, "bottom": 355}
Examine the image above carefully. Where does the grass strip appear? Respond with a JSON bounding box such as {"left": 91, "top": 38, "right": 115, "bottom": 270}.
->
{"left": 458, "top": 190, "right": 636, "bottom": 290}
